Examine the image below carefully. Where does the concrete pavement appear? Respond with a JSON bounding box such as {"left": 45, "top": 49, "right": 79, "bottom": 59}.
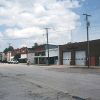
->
{"left": 0, "top": 64, "right": 100, "bottom": 100}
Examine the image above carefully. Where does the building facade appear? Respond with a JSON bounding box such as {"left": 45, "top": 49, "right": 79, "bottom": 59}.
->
{"left": 27, "top": 44, "right": 59, "bottom": 65}
{"left": 5, "top": 44, "right": 59, "bottom": 65}
{"left": 59, "top": 39, "right": 100, "bottom": 66}
{"left": 0, "top": 52, "right": 3, "bottom": 62}
{"left": 27, "top": 48, "right": 35, "bottom": 64}
{"left": 6, "top": 47, "right": 28, "bottom": 63}
{"left": 6, "top": 51, "right": 12, "bottom": 62}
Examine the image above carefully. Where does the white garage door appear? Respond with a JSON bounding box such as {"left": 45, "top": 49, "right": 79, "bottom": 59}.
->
{"left": 75, "top": 51, "right": 86, "bottom": 66}
{"left": 63, "top": 52, "right": 71, "bottom": 65}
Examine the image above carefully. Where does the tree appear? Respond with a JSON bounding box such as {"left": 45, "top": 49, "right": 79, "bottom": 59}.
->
{"left": 14, "top": 54, "right": 21, "bottom": 61}
{"left": 32, "top": 43, "right": 38, "bottom": 48}
{"left": 3, "top": 46, "right": 14, "bottom": 53}
{"left": 3, "top": 48, "right": 8, "bottom": 53}
{"left": 8, "top": 46, "right": 14, "bottom": 51}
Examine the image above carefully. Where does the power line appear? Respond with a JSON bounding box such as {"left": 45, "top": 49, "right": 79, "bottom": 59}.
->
{"left": 8, "top": 43, "right": 11, "bottom": 47}
{"left": 0, "top": 37, "right": 35, "bottom": 40}
{"left": 70, "top": 30, "right": 73, "bottom": 43}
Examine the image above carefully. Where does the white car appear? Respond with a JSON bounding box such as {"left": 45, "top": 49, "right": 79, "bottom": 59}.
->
{"left": 8, "top": 60, "right": 19, "bottom": 64}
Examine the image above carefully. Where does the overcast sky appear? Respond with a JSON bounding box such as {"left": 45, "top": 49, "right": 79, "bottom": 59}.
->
{"left": 0, "top": 0, "right": 100, "bottom": 51}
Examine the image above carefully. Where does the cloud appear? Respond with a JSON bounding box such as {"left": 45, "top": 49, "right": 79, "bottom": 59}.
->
{"left": 0, "top": 32, "right": 3, "bottom": 37}
{"left": 5, "top": 27, "right": 44, "bottom": 38}
{"left": 0, "top": 0, "right": 84, "bottom": 47}
{"left": 0, "top": 32, "right": 6, "bottom": 50}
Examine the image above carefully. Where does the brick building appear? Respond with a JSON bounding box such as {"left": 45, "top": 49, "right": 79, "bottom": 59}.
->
{"left": 59, "top": 39, "right": 100, "bottom": 66}
{"left": 8, "top": 47, "right": 28, "bottom": 63}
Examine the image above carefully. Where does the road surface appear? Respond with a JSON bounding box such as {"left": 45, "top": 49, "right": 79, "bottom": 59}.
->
{"left": 0, "top": 64, "right": 100, "bottom": 100}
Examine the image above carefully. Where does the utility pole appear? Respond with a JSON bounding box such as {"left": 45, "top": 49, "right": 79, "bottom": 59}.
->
{"left": 8, "top": 43, "right": 11, "bottom": 47}
{"left": 45, "top": 28, "right": 51, "bottom": 65}
{"left": 70, "top": 30, "right": 73, "bottom": 43}
{"left": 83, "top": 13, "right": 91, "bottom": 68}
{"left": 8, "top": 43, "right": 11, "bottom": 62}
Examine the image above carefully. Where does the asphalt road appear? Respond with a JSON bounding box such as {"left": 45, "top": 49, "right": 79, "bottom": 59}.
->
{"left": 0, "top": 64, "right": 100, "bottom": 100}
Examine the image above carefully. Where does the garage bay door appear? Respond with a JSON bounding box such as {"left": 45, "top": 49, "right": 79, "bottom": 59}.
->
{"left": 63, "top": 52, "right": 71, "bottom": 65}
{"left": 75, "top": 51, "right": 86, "bottom": 66}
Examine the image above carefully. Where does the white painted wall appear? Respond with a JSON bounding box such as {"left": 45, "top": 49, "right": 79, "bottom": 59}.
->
{"left": 1, "top": 53, "right": 5, "bottom": 61}
{"left": 27, "top": 53, "right": 35, "bottom": 64}
{"left": 7, "top": 52, "right": 12, "bottom": 61}
{"left": 11, "top": 56, "right": 14, "bottom": 61}
{"left": 21, "top": 54, "right": 27, "bottom": 59}
{"left": 45, "top": 48, "right": 59, "bottom": 57}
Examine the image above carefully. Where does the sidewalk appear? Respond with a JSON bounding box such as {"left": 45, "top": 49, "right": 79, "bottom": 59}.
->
{"left": 46, "top": 66, "right": 100, "bottom": 75}
{"left": 36, "top": 64, "right": 100, "bottom": 69}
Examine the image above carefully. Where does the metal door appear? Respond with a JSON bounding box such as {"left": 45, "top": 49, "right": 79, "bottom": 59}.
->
{"left": 75, "top": 51, "right": 86, "bottom": 66}
{"left": 63, "top": 52, "right": 71, "bottom": 65}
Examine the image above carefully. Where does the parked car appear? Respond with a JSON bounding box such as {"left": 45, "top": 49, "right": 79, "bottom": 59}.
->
{"left": 1, "top": 60, "right": 8, "bottom": 63}
{"left": 8, "top": 60, "right": 19, "bottom": 64}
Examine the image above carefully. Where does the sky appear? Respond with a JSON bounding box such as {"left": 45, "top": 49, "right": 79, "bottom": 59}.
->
{"left": 0, "top": 0, "right": 100, "bottom": 51}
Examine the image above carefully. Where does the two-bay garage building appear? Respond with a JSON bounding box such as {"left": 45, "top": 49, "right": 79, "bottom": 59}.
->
{"left": 59, "top": 39, "right": 100, "bottom": 66}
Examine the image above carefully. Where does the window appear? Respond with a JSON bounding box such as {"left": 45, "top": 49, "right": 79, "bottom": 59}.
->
{"left": 35, "top": 52, "right": 45, "bottom": 56}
